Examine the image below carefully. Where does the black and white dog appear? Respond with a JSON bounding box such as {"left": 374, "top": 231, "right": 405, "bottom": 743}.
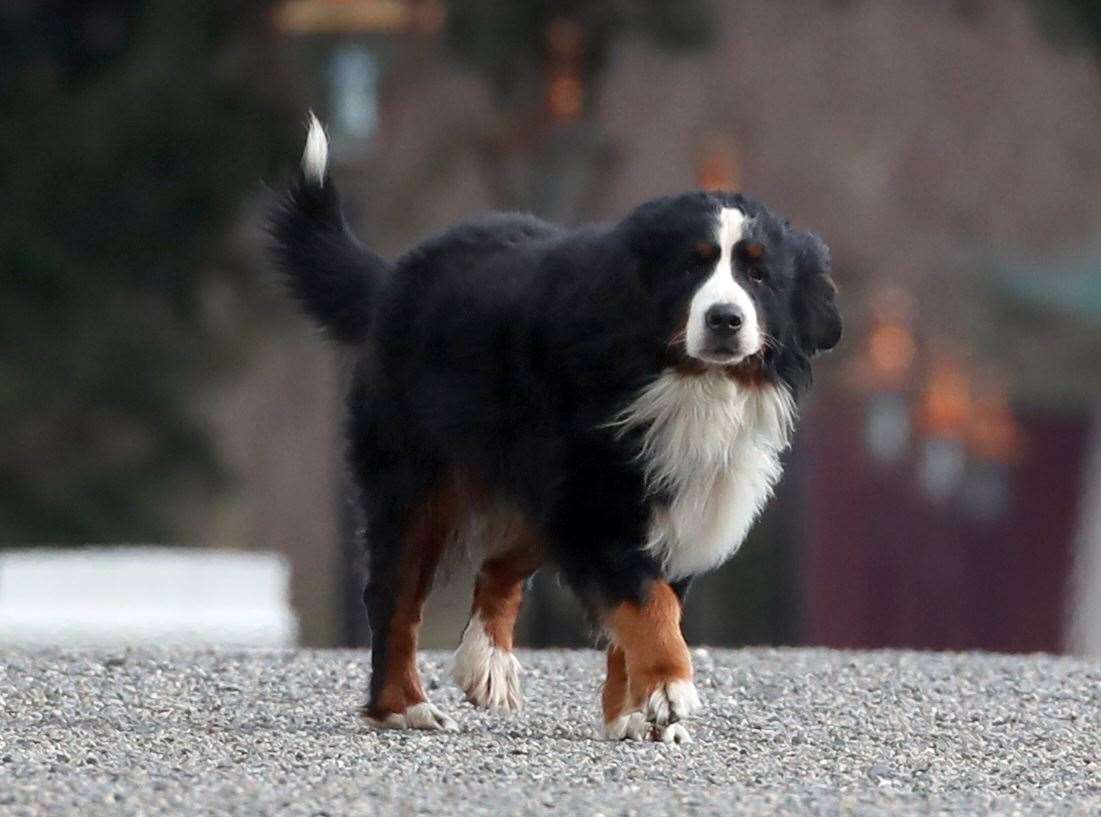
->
{"left": 270, "top": 115, "right": 840, "bottom": 744}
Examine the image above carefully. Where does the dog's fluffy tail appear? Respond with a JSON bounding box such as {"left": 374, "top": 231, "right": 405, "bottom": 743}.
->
{"left": 268, "top": 113, "right": 387, "bottom": 345}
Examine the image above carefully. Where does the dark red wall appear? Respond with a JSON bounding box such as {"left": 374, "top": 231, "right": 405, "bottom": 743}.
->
{"left": 797, "top": 394, "right": 1090, "bottom": 653}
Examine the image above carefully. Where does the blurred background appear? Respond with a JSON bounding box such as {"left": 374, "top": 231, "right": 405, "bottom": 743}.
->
{"left": 2, "top": 0, "right": 1100, "bottom": 655}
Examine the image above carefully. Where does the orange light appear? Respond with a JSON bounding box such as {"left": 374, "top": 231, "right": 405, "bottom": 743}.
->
{"left": 851, "top": 286, "right": 918, "bottom": 392}
{"left": 967, "top": 381, "right": 1023, "bottom": 464}
{"left": 919, "top": 356, "right": 971, "bottom": 438}
{"left": 273, "top": 0, "right": 444, "bottom": 35}
{"left": 547, "top": 73, "right": 584, "bottom": 122}
{"left": 695, "top": 135, "right": 740, "bottom": 191}
{"left": 868, "top": 322, "right": 916, "bottom": 386}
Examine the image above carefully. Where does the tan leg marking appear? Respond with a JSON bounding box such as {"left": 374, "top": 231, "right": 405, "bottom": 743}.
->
{"left": 363, "top": 484, "right": 458, "bottom": 731}
{"left": 602, "top": 644, "right": 629, "bottom": 722}
{"left": 473, "top": 550, "right": 542, "bottom": 650}
{"left": 453, "top": 547, "right": 542, "bottom": 712}
{"left": 603, "top": 581, "right": 700, "bottom": 742}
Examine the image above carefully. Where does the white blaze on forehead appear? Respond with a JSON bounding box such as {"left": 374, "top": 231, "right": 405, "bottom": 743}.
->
{"left": 684, "top": 206, "right": 762, "bottom": 362}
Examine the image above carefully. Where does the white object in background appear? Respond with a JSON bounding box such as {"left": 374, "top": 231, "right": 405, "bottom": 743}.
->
{"left": 330, "top": 41, "right": 379, "bottom": 141}
{"left": 0, "top": 547, "right": 299, "bottom": 647}
{"left": 1069, "top": 410, "right": 1101, "bottom": 657}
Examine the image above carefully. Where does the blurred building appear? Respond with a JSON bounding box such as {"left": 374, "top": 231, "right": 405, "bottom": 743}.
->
{"left": 189, "top": 0, "right": 1101, "bottom": 649}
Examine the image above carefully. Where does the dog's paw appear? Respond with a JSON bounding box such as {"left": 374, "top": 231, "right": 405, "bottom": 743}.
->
{"left": 603, "top": 679, "right": 700, "bottom": 742}
{"left": 452, "top": 616, "right": 523, "bottom": 714}
{"left": 602, "top": 711, "right": 649, "bottom": 741}
{"left": 362, "top": 702, "right": 459, "bottom": 732}
{"left": 404, "top": 702, "right": 460, "bottom": 732}
{"left": 658, "top": 722, "right": 692, "bottom": 745}
{"left": 602, "top": 712, "right": 694, "bottom": 744}
{"left": 643, "top": 679, "right": 701, "bottom": 726}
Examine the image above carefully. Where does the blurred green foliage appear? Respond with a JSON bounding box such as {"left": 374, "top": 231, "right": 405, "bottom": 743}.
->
{"left": 0, "top": 1, "right": 294, "bottom": 543}
{"left": 1034, "top": 0, "right": 1101, "bottom": 58}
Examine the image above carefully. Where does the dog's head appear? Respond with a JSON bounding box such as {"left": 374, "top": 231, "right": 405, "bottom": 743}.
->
{"left": 622, "top": 191, "right": 841, "bottom": 384}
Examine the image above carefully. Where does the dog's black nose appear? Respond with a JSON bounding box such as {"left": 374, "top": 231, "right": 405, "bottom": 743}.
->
{"left": 705, "top": 303, "right": 744, "bottom": 335}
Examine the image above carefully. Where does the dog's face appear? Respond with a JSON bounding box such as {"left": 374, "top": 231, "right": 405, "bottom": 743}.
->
{"left": 624, "top": 191, "right": 841, "bottom": 379}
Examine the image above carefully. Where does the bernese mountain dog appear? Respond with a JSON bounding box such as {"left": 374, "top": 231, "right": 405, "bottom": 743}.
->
{"left": 269, "top": 115, "right": 841, "bottom": 744}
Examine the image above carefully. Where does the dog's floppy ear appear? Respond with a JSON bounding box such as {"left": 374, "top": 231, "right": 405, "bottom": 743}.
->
{"left": 793, "top": 232, "right": 841, "bottom": 355}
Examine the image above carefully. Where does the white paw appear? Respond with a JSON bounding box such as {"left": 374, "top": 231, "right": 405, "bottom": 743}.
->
{"left": 362, "top": 711, "right": 407, "bottom": 730}
{"left": 644, "top": 679, "right": 701, "bottom": 725}
{"left": 452, "top": 615, "right": 523, "bottom": 714}
{"left": 602, "top": 711, "right": 649, "bottom": 741}
{"left": 659, "top": 722, "right": 692, "bottom": 745}
{"left": 404, "top": 702, "right": 459, "bottom": 732}
{"left": 363, "top": 703, "right": 458, "bottom": 732}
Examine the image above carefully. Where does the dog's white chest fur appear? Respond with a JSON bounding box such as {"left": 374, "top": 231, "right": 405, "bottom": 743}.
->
{"left": 615, "top": 370, "right": 795, "bottom": 580}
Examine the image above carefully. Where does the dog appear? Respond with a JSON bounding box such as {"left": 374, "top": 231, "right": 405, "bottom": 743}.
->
{"left": 269, "top": 114, "right": 841, "bottom": 744}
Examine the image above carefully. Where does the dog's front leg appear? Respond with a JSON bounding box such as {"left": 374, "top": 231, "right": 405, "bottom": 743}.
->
{"left": 602, "top": 579, "right": 701, "bottom": 744}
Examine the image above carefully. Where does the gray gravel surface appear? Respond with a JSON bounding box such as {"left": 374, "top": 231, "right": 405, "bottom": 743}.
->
{"left": 1, "top": 648, "right": 1099, "bottom": 816}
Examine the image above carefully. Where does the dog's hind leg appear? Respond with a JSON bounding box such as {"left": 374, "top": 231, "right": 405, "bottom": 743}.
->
{"left": 452, "top": 545, "right": 542, "bottom": 714}
{"left": 358, "top": 470, "right": 459, "bottom": 731}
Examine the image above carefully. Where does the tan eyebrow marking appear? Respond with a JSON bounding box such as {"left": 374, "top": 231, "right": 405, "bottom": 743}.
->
{"left": 693, "top": 241, "right": 720, "bottom": 261}
{"left": 743, "top": 242, "right": 765, "bottom": 260}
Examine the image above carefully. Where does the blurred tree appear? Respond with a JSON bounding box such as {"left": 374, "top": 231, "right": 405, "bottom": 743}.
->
{"left": 442, "top": 0, "right": 713, "bottom": 220}
{"left": 0, "top": 0, "right": 296, "bottom": 543}
{"left": 1033, "top": 0, "right": 1101, "bottom": 58}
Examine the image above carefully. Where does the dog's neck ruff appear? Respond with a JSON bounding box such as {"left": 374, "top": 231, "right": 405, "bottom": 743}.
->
{"left": 614, "top": 368, "right": 795, "bottom": 580}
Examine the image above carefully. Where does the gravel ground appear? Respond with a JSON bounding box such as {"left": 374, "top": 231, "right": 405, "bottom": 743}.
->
{"left": 1, "top": 648, "right": 1099, "bottom": 816}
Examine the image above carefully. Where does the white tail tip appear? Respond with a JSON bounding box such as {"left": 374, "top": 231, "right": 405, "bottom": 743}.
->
{"left": 302, "top": 112, "right": 329, "bottom": 186}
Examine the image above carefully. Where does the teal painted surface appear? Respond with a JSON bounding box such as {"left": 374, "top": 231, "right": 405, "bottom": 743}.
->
{"left": 992, "top": 250, "right": 1101, "bottom": 322}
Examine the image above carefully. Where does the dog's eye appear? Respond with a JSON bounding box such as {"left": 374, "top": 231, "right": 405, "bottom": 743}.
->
{"left": 692, "top": 242, "right": 720, "bottom": 263}
{"left": 738, "top": 242, "right": 768, "bottom": 283}
{"left": 687, "top": 242, "right": 719, "bottom": 275}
